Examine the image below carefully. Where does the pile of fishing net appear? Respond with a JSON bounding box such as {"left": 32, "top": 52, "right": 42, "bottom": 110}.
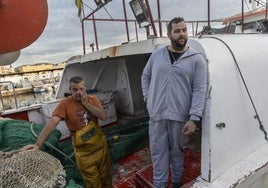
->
{"left": 0, "top": 117, "right": 150, "bottom": 187}
{"left": 0, "top": 118, "right": 82, "bottom": 187}
{"left": 103, "top": 117, "right": 149, "bottom": 162}
{"left": 0, "top": 118, "right": 61, "bottom": 153}
{"left": 0, "top": 150, "right": 66, "bottom": 187}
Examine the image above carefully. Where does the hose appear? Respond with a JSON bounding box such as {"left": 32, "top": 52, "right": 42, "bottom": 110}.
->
{"left": 206, "top": 36, "right": 268, "bottom": 142}
{"left": 30, "top": 122, "right": 76, "bottom": 166}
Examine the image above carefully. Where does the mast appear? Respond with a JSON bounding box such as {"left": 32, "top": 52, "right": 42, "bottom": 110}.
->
{"left": 265, "top": 0, "right": 268, "bottom": 20}
{"left": 144, "top": 0, "right": 157, "bottom": 37}
{"left": 242, "top": 0, "right": 244, "bottom": 33}
{"left": 157, "top": 0, "right": 162, "bottom": 37}
{"left": 208, "top": 0, "right": 211, "bottom": 28}
{"left": 122, "top": 0, "right": 130, "bottom": 42}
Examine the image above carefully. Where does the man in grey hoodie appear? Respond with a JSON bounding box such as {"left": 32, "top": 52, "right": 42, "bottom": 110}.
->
{"left": 141, "top": 17, "right": 207, "bottom": 188}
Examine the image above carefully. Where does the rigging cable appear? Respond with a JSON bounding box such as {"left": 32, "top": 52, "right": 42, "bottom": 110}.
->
{"left": 245, "top": 0, "right": 266, "bottom": 10}
{"left": 245, "top": 0, "right": 251, "bottom": 11}
{"left": 30, "top": 122, "right": 76, "bottom": 166}
{"left": 103, "top": 6, "right": 113, "bottom": 20}
{"left": 254, "top": 0, "right": 266, "bottom": 7}
{"left": 82, "top": 2, "right": 94, "bottom": 11}
{"left": 206, "top": 36, "right": 268, "bottom": 142}
{"left": 83, "top": 1, "right": 113, "bottom": 20}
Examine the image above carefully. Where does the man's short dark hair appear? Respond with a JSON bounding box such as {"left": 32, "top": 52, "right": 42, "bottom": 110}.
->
{"left": 167, "top": 17, "right": 185, "bottom": 32}
{"left": 69, "top": 76, "right": 84, "bottom": 84}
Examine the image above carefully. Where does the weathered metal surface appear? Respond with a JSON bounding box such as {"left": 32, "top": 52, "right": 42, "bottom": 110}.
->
{"left": 80, "top": 37, "right": 169, "bottom": 63}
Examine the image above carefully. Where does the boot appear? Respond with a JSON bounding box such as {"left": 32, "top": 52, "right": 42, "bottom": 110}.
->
{"left": 171, "top": 182, "right": 182, "bottom": 188}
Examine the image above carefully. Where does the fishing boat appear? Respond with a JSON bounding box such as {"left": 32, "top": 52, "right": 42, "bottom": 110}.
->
{"left": 1, "top": 0, "right": 268, "bottom": 187}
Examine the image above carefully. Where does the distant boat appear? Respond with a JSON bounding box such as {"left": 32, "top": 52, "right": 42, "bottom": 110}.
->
{"left": 0, "top": 86, "right": 34, "bottom": 97}
{"left": 223, "top": 6, "right": 268, "bottom": 33}
{"left": 33, "top": 86, "right": 46, "bottom": 93}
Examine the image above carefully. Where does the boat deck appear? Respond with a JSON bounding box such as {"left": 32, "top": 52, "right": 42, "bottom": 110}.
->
{"left": 112, "top": 146, "right": 201, "bottom": 188}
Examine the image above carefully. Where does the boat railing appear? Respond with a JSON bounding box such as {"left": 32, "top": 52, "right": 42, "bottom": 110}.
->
{"left": 0, "top": 81, "right": 18, "bottom": 111}
{"left": 79, "top": 0, "right": 225, "bottom": 54}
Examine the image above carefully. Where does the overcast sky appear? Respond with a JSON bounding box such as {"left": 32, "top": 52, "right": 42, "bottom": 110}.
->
{"left": 12, "top": 0, "right": 252, "bottom": 67}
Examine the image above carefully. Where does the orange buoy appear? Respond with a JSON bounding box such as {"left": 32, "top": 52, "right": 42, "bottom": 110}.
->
{"left": 0, "top": 0, "right": 48, "bottom": 54}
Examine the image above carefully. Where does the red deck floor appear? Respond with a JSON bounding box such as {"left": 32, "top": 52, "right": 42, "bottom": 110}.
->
{"left": 112, "top": 147, "right": 201, "bottom": 188}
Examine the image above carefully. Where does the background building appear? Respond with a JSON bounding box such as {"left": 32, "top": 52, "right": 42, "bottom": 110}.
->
{"left": 0, "top": 62, "right": 66, "bottom": 88}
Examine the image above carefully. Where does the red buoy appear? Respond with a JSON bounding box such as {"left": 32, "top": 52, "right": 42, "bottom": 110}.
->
{"left": 0, "top": 0, "right": 48, "bottom": 53}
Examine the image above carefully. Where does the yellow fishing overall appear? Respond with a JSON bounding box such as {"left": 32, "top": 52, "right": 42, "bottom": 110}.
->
{"left": 74, "top": 121, "right": 112, "bottom": 188}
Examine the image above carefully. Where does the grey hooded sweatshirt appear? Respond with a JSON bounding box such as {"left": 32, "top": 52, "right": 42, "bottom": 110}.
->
{"left": 141, "top": 45, "right": 207, "bottom": 122}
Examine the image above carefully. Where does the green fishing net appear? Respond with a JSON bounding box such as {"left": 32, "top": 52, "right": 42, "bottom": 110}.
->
{"left": 0, "top": 117, "right": 149, "bottom": 187}
{"left": 103, "top": 117, "right": 149, "bottom": 163}
{"left": 0, "top": 118, "right": 61, "bottom": 152}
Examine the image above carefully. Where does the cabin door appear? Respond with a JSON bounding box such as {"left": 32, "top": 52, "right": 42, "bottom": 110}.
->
{"left": 115, "top": 61, "right": 134, "bottom": 115}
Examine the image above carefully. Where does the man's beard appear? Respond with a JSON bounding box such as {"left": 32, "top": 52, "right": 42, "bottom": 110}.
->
{"left": 74, "top": 94, "right": 82, "bottom": 101}
{"left": 171, "top": 37, "right": 187, "bottom": 51}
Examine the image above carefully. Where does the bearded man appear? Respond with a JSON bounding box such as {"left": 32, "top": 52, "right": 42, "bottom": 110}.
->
{"left": 141, "top": 17, "right": 207, "bottom": 188}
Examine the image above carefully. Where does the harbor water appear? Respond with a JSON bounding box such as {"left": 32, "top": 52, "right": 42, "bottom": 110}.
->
{"left": 0, "top": 91, "right": 56, "bottom": 111}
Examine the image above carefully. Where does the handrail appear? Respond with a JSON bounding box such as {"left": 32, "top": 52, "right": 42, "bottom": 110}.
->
{"left": 0, "top": 81, "right": 18, "bottom": 111}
